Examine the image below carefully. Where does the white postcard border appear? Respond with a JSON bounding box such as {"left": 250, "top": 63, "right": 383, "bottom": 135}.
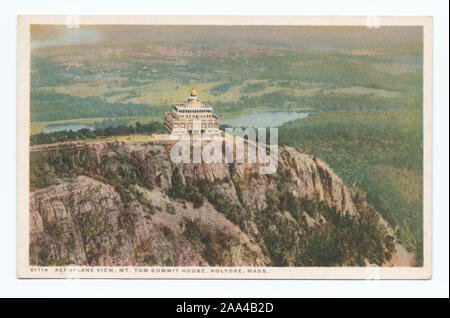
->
{"left": 17, "top": 15, "right": 433, "bottom": 279}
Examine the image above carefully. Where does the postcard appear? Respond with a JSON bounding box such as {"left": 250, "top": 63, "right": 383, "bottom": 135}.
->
{"left": 17, "top": 15, "right": 432, "bottom": 279}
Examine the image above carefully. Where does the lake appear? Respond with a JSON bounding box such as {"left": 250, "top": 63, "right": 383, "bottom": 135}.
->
{"left": 221, "top": 111, "right": 309, "bottom": 128}
{"left": 42, "top": 110, "right": 310, "bottom": 133}
{"left": 43, "top": 123, "right": 94, "bottom": 133}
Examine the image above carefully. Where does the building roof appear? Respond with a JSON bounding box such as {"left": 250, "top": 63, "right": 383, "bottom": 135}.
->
{"left": 173, "top": 89, "right": 212, "bottom": 108}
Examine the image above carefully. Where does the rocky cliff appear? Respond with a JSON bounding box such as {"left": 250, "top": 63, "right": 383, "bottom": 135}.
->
{"left": 29, "top": 140, "right": 413, "bottom": 267}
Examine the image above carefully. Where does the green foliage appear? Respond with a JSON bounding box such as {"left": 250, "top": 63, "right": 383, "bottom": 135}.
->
{"left": 168, "top": 167, "right": 184, "bottom": 198}
{"left": 76, "top": 210, "right": 105, "bottom": 239}
{"left": 43, "top": 218, "right": 64, "bottom": 240}
{"left": 133, "top": 239, "right": 159, "bottom": 266}
{"left": 31, "top": 90, "right": 161, "bottom": 122}
{"left": 240, "top": 82, "right": 267, "bottom": 94}
{"left": 64, "top": 234, "right": 76, "bottom": 251}
{"left": 31, "top": 57, "right": 80, "bottom": 88}
{"left": 168, "top": 167, "right": 204, "bottom": 208}
{"left": 132, "top": 188, "right": 155, "bottom": 215}
{"left": 183, "top": 220, "right": 203, "bottom": 245}
{"left": 200, "top": 186, "right": 243, "bottom": 227}
{"left": 29, "top": 145, "right": 79, "bottom": 191}
{"left": 278, "top": 110, "right": 423, "bottom": 265}
{"left": 210, "top": 82, "right": 234, "bottom": 95}
{"left": 38, "top": 249, "right": 49, "bottom": 264}
{"left": 182, "top": 219, "right": 233, "bottom": 266}
{"left": 166, "top": 203, "right": 175, "bottom": 215}
{"left": 118, "top": 209, "right": 137, "bottom": 236}
{"left": 93, "top": 118, "right": 129, "bottom": 129}
{"left": 30, "top": 121, "right": 166, "bottom": 145}
{"left": 231, "top": 172, "right": 247, "bottom": 194}
{"left": 259, "top": 192, "right": 395, "bottom": 266}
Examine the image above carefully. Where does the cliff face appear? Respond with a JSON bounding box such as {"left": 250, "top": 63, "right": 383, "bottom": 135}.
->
{"left": 29, "top": 141, "right": 413, "bottom": 267}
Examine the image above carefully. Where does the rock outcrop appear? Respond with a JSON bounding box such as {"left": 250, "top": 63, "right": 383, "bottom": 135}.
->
{"left": 29, "top": 140, "right": 414, "bottom": 267}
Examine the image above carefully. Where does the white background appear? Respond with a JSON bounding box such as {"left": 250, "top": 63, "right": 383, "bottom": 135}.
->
{"left": 0, "top": 0, "right": 448, "bottom": 298}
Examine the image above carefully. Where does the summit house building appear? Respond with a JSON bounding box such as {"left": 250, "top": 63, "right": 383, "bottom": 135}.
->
{"left": 164, "top": 89, "right": 220, "bottom": 135}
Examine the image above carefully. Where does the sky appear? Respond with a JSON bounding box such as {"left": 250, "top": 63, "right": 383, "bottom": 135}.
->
{"left": 31, "top": 25, "right": 423, "bottom": 52}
